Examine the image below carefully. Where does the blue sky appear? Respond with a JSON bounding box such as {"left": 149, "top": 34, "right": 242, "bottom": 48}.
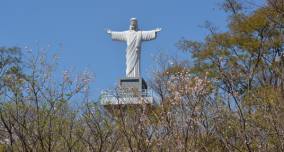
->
{"left": 0, "top": 0, "right": 262, "bottom": 99}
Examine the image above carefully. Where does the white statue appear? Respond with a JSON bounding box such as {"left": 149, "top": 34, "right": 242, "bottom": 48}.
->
{"left": 107, "top": 18, "right": 161, "bottom": 77}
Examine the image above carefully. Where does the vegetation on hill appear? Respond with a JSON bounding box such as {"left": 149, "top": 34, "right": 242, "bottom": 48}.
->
{"left": 0, "top": 0, "right": 283, "bottom": 151}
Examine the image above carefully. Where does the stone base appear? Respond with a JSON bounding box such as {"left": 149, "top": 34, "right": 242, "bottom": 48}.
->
{"left": 119, "top": 77, "right": 147, "bottom": 91}
{"left": 100, "top": 77, "right": 155, "bottom": 116}
{"left": 100, "top": 77, "right": 154, "bottom": 106}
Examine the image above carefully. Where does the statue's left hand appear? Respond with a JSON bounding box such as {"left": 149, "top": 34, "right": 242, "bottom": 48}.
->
{"left": 155, "top": 28, "right": 162, "bottom": 32}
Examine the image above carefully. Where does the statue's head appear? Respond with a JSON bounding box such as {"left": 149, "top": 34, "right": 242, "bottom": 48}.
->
{"left": 129, "top": 18, "right": 138, "bottom": 31}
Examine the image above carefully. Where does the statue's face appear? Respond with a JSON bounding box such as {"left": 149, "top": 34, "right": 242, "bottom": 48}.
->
{"left": 130, "top": 20, "right": 138, "bottom": 31}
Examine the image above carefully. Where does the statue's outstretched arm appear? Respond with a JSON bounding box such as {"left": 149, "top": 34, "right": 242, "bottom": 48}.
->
{"left": 106, "top": 29, "right": 127, "bottom": 42}
{"left": 142, "top": 28, "right": 161, "bottom": 41}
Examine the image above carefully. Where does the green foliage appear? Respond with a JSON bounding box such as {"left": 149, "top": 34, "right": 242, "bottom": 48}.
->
{"left": 0, "top": 0, "right": 284, "bottom": 151}
{"left": 176, "top": 0, "right": 284, "bottom": 151}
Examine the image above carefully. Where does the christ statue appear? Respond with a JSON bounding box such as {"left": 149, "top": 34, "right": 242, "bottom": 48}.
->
{"left": 107, "top": 18, "right": 161, "bottom": 78}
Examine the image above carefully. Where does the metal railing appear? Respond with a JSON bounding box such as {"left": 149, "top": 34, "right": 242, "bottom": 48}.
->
{"left": 101, "top": 89, "right": 152, "bottom": 98}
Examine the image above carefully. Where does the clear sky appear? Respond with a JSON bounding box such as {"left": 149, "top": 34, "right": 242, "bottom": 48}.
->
{"left": 0, "top": 0, "right": 262, "bottom": 99}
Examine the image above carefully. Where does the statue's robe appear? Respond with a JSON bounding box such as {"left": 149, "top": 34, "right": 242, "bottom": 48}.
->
{"left": 110, "top": 30, "right": 157, "bottom": 77}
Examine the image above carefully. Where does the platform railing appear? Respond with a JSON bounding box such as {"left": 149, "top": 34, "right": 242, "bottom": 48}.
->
{"left": 101, "top": 89, "right": 152, "bottom": 98}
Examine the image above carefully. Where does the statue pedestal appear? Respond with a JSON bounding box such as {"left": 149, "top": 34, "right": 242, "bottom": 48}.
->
{"left": 100, "top": 77, "right": 154, "bottom": 114}
{"left": 119, "top": 77, "right": 147, "bottom": 96}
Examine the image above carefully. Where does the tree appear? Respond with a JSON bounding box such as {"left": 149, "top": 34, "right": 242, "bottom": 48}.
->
{"left": 177, "top": 0, "right": 284, "bottom": 151}
{"left": 0, "top": 49, "right": 93, "bottom": 151}
{"left": 0, "top": 0, "right": 283, "bottom": 151}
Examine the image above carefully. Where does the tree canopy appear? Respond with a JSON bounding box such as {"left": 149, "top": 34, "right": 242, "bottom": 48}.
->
{"left": 0, "top": 0, "right": 283, "bottom": 151}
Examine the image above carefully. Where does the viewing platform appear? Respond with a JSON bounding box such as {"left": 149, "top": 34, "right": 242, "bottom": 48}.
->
{"left": 100, "top": 77, "right": 155, "bottom": 113}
